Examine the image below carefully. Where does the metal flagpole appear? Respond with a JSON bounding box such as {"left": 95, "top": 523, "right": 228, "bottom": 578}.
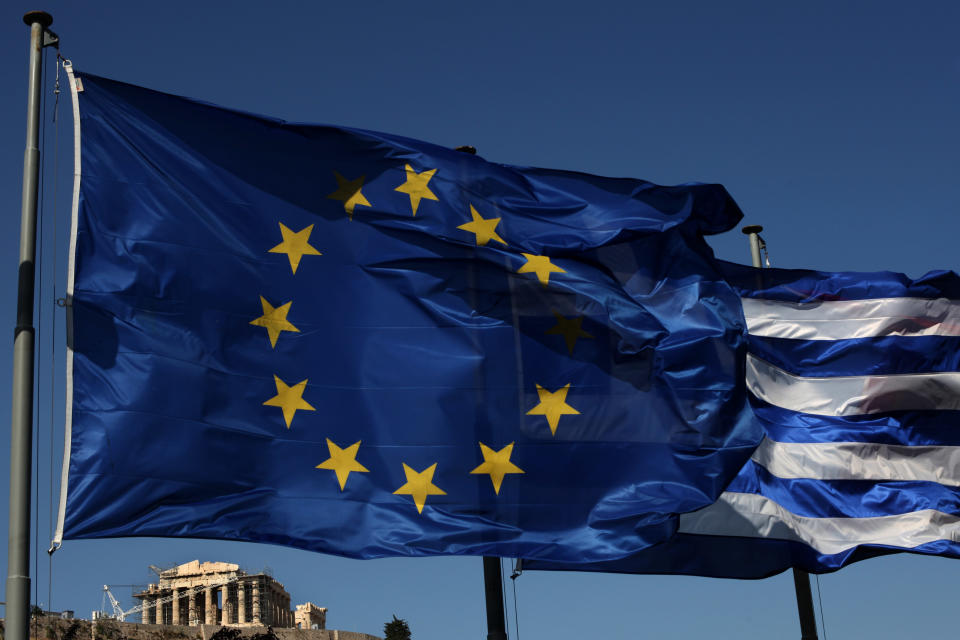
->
{"left": 482, "top": 557, "right": 508, "bottom": 640}
{"left": 792, "top": 566, "right": 819, "bottom": 640}
{"left": 452, "top": 143, "right": 509, "bottom": 640}
{"left": 7, "top": 11, "right": 57, "bottom": 640}
{"left": 743, "top": 225, "right": 763, "bottom": 271}
{"left": 741, "top": 225, "right": 818, "bottom": 640}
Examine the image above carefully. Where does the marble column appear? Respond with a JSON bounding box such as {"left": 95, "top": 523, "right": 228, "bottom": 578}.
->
{"left": 222, "top": 585, "right": 232, "bottom": 624}
{"left": 188, "top": 590, "right": 197, "bottom": 626}
{"left": 252, "top": 581, "right": 261, "bottom": 625}
{"left": 238, "top": 582, "right": 247, "bottom": 624}
{"left": 141, "top": 598, "right": 151, "bottom": 624}
{"left": 171, "top": 589, "right": 182, "bottom": 625}
{"left": 219, "top": 585, "right": 228, "bottom": 625}
{"left": 205, "top": 587, "right": 216, "bottom": 624}
{"left": 155, "top": 597, "right": 163, "bottom": 625}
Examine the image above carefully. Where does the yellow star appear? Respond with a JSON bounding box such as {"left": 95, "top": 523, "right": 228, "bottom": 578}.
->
{"left": 263, "top": 375, "right": 315, "bottom": 428}
{"left": 393, "top": 462, "right": 446, "bottom": 514}
{"left": 316, "top": 438, "right": 369, "bottom": 490}
{"left": 457, "top": 204, "right": 507, "bottom": 246}
{"left": 518, "top": 253, "right": 565, "bottom": 286}
{"left": 327, "top": 171, "right": 371, "bottom": 219}
{"left": 249, "top": 296, "right": 299, "bottom": 348}
{"left": 526, "top": 383, "right": 579, "bottom": 435}
{"left": 268, "top": 222, "right": 322, "bottom": 274}
{"left": 546, "top": 310, "right": 594, "bottom": 354}
{"left": 470, "top": 442, "right": 524, "bottom": 495}
{"left": 394, "top": 164, "right": 438, "bottom": 216}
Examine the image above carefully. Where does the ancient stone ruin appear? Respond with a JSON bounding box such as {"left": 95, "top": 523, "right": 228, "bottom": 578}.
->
{"left": 132, "top": 561, "right": 325, "bottom": 629}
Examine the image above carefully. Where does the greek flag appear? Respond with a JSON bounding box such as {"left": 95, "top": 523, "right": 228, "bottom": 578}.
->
{"left": 526, "top": 263, "right": 960, "bottom": 578}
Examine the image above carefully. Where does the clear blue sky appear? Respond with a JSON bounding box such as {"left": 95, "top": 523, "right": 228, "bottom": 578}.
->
{"left": 2, "top": 2, "right": 959, "bottom": 638}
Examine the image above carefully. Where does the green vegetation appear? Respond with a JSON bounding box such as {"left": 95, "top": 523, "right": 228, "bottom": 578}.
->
{"left": 383, "top": 615, "right": 411, "bottom": 640}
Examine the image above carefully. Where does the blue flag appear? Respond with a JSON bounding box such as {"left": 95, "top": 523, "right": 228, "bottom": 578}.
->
{"left": 55, "top": 72, "right": 760, "bottom": 563}
{"left": 525, "top": 263, "right": 960, "bottom": 576}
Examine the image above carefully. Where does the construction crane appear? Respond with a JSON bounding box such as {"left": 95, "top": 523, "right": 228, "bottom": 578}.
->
{"left": 99, "top": 585, "right": 125, "bottom": 621}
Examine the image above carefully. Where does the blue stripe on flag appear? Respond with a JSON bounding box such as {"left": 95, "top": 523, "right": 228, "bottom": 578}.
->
{"left": 748, "top": 335, "right": 960, "bottom": 377}
{"left": 722, "top": 261, "right": 960, "bottom": 301}
{"left": 752, "top": 403, "right": 960, "bottom": 446}
{"left": 728, "top": 462, "right": 960, "bottom": 518}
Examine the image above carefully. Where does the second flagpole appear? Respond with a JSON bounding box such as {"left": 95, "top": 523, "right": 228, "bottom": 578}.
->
{"left": 453, "top": 144, "right": 508, "bottom": 640}
{"left": 742, "top": 225, "right": 819, "bottom": 640}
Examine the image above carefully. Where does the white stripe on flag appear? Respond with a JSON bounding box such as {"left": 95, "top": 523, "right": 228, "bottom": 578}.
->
{"left": 678, "top": 492, "right": 960, "bottom": 554}
{"left": 742, "top": 297, "right": 960, "bottom": 340}
{"left": 751, "top": 439, "right": 960, "bottom": 486}
{"left": 746, "top": 354, "right": 960, "bottom": 416}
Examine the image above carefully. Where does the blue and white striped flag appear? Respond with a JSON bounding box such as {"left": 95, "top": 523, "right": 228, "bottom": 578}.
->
{"left": 526, "top": 263, "right": 960, "bottom": 578}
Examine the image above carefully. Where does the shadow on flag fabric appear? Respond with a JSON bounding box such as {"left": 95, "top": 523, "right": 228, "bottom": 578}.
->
{"left": 525, "top": 263, "right": 960, "bottom": 576}
{"left": 53, "top": 71, "right": 761, "bottom": 563}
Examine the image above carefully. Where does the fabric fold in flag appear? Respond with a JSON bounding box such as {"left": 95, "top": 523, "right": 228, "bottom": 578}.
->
{"left": 57, "top": 71, "right": 761, "bottom": 563}
{"left": 524, "top": 262, "right": 960, "bottom": 577}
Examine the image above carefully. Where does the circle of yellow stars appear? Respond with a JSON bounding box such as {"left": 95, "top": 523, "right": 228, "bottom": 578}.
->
{"left": 249, "top": 161, "right": 596, "bottom": 513}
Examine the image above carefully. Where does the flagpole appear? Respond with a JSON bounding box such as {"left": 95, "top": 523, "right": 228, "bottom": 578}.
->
{"left": 482, "top": 557, "right": 507, "bottom": 640}
{"left": 453, "top": 143, "right": 509, "bottom": 640}
{"left": 742, "top": 225, "right": 818, "bottom": 640}
{"left": 791, "top": 566, "right": 818, "bottom": 640}
{"left": 743, "top": 225, "right": 763, "bottom": 270}
{"left": 7, "top": 11, "right": 55, "bottom": 640}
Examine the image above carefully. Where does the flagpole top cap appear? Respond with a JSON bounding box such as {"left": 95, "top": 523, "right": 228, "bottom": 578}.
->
{"left": 741, "top": 225, "right": 763, "bottom": 235}
{"left": 23, "top": 11, "right": 53, "bottom": 27}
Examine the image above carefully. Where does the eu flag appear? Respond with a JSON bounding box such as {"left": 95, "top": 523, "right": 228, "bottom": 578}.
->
{"left": 56, "top": 71, "right": 760, "bottom": 563}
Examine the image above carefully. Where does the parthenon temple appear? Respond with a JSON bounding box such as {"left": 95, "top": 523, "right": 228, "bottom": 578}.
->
{"left": 133, "top": 560, "right": 325, "bottom": 629}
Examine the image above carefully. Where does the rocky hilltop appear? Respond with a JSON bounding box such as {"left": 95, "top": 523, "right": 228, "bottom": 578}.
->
{"left": 2, "top": 617, "right": 380, "bottom": 640}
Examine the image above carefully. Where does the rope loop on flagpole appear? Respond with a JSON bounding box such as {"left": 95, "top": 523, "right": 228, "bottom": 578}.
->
{"left": 44, "top": 52, "right": 64, "bottom": 614}
{"left": 33, "top": 43, "right": 48, "bottom": 633}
